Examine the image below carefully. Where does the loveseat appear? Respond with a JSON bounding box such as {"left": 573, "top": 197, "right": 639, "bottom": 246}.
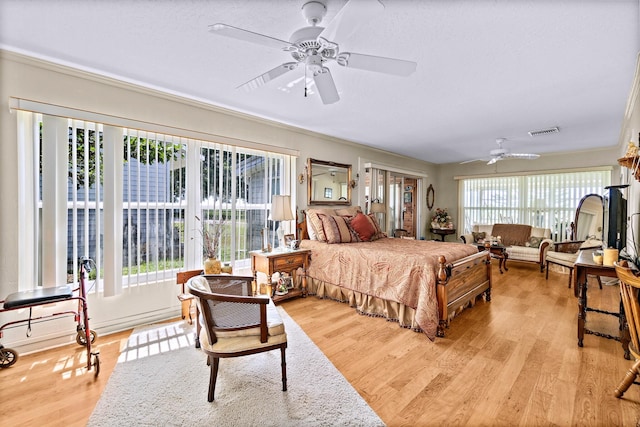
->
{"left": 459, "top": 223, "right": 553, "bottom": 272}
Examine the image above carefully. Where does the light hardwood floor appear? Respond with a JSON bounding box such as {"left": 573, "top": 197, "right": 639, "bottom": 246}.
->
{"left": 1, "top": 261, "right": 640, "bottom": 426}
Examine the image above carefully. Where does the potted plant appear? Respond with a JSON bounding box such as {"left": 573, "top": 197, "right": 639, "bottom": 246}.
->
{"left": 432, "top": 208, "right": 452, "bottom": 229}
{"left": 196, "top": 215, "right": 225, "bottom": 274}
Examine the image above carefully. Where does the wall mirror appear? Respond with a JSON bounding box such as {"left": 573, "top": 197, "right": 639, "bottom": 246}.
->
{"left": 572, "top": 193, "right": 604, "bottom": 241}
{"left": 426, "top": 184, "right": 435, "bottom": 210}
{"left": 307, "top": 158, "right": 351, "bottom": 206}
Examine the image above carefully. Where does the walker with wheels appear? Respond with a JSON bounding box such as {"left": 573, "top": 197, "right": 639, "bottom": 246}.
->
{"left": 0, "top": 257, "right": 100, "bottom": 376}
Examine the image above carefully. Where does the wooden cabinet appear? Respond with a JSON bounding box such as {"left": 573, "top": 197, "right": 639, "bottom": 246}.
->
{"left": 250, "top": 249, "right": 310, "bottom": 303}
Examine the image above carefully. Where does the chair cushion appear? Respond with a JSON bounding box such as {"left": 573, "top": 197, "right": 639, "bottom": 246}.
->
{"left": 546, "top": 251, "right": 578, "bottom": 267}
{"left": 199, "top": 328, "right": 287, "bottom": 354}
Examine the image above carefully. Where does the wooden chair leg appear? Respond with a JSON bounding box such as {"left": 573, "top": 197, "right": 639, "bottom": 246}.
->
{"left": 180, "top": 298, "right": 189, "bottom": 320}
{"left": 568, "top": 268, "right": 573, "bottom": 288}
{"left": 597, "top": 275, "right": 603, "bottom": 289}
{"left": 614, "top": 359, "right": 640, "bottom": 398}
{"left": 195, "top": 306, "right": 201, "bottom": 349}
{"left": 280, "top": 346, "right": 287, "bottom": 392}
{"left": 545, "top": 262, "right": 550, "bottom": 280}
{"left": 208, "top": 356, "right": 219, "bottom": 402}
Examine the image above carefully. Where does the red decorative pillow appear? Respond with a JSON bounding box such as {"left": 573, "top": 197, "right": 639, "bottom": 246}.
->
{"left": 319, "top": 214, "right": 358, "bottom": 244}
{"left": 349, "top": 212, "right": 377, "bottom": 241}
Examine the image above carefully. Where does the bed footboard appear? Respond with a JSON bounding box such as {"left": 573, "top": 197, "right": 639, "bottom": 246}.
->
{"left": 435, "top": 250, "right": 492, "bottom": 337}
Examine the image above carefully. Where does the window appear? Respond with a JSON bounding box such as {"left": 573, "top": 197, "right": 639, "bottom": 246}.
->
{"left": 17, "top": 112, "right": 292, "bottom": 294}
{"left": 459, "top": 171, "right": 611, "bottom": 241}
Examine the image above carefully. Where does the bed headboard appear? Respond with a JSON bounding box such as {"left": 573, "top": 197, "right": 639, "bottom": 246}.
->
{"left": 297, "top": 210, "right": 309, "bottom": 240}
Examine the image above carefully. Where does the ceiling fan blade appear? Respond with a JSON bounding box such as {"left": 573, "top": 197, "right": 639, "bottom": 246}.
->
{"left": 336, "top": 52, "right": 417, "bottom": 76}
{"left": 209, "top": 23, "right": 294, "bottom": 51}
{"left": 505, "top": 153, "right": 540, "bottom": 160}
{"left": 236, "top": 62, "right": 299, "bottom": 92}
{"left": 459, "top": 158, "right": 485, "bottom": 164}
{"left": 317, "top": 0, "right": 384, "bottom": 44}
{"left": 313, "top": 67, "right": 340, "bottom": 104}
{"left": 487, "top": 157, "right": 501, "bottom": 165}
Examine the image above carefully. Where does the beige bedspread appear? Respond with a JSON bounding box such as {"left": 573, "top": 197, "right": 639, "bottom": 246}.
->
{"left": 300, "top": 238, "right": 477, "bottom": 339}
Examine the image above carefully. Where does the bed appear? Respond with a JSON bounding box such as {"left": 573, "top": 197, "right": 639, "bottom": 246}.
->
{"left": 297, "top": 209, "right": 492, "bottom": 340}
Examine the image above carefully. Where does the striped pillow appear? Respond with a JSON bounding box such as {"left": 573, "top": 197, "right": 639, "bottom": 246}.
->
{"left": 306, "top": 208, "right": 336, "bottom": 242}
{"left": 319, "top": 214, "right": 358, "bottom": 244}
{"left": 367, "top": 213, "right": 387, "bottom": 241}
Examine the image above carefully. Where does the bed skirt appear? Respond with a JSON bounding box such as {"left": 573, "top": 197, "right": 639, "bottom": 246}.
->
{"left": 306, "top": 276, "right": 422, "bottom": 332}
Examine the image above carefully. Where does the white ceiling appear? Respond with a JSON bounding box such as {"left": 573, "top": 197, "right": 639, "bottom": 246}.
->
{"left": 1, "top": 0, "right": 639, "bottom": 164}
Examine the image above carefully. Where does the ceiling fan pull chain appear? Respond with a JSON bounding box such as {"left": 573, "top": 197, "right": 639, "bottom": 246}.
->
{"left": 304, "top": 64, "right": 308, "bottom": 98}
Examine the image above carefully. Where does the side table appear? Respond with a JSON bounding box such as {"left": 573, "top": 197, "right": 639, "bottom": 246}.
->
{"left": 574, "top": 248, "right": 630, "bottom": 359}
{"left": 430, "top": 228, "right": 456, "bottom": 242}
{"left": 250, "top": 248, "right": 310, "bottom": 303}
{"left": 474, "top": 242, "right": 509, "bottom": 274}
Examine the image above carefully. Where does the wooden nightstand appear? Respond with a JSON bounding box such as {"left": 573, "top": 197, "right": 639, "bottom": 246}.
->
{"left": 250, "top": 249, "right": 310, "bottom": 303}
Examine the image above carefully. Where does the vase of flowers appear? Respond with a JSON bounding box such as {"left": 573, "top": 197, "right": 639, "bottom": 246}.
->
{"left": 196, "top": 215, "right": 224, "bottom": 274}
{"left": 432, "top": 208, "right": 452, "bottom": 229}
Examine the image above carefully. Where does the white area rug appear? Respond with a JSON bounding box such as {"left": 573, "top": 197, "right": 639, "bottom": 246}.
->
{"left": 88, "top": 307, "right": 385, "bottom": 427}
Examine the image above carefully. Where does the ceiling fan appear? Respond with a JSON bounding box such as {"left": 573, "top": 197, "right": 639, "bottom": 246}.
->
{"left": 209, "top": 0, "right": 417, "bottom": 104}
{"left": 461, "top": 138, "right": 540, "bottom": 165}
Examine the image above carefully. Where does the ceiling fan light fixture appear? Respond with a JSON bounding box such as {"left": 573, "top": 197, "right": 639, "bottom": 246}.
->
{"left": 528, "top": 126, "right": 559, "bottom": 137}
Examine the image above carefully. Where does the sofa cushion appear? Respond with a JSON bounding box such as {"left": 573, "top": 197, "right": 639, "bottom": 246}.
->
{"left": 472, "top": 231, "right": 486, "bottom": 243}
{"left": 527, "top": 236, "right": 543, "bottom": 248}
{"left": 506, "top": 246, "right": 541, "bottom": 262}
{"left": 531, "top": 227, "right": 552, "bottom": 239}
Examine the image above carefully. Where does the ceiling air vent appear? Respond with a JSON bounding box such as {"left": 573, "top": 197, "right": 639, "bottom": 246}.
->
{"left": 528, "top": 127, "right": 559, "bottom": 137}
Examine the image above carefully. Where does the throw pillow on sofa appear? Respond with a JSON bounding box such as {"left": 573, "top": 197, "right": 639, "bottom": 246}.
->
{"left": 472, "top": 231, "right": 486, "bottom": 243}
{"left": 527, "top": 236, "right": 542, "bottom": 248}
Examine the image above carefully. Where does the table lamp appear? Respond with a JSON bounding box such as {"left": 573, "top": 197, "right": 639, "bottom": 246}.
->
{"left": 270, "top": 195, "right": 294, "bottom": 249}
{"left": 370, "top": 199, "right": 385, "bottom": 214}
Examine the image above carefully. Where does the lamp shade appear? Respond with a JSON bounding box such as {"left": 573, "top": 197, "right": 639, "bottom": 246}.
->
{"left": 270, "top": 195, "right": 295, "bottom": 221}
{"left": 370, "top": 202, "right": 385, "bottom": 214}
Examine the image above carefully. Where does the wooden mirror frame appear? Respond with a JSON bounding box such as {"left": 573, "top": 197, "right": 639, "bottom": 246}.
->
{"left": 307, "top": 158, "right": 352, "bottom": 206}
{"left": 571, "top": 193, "right": 604, "bottom": 240}
{"left": 426, "top": 184, "right": 435, "bottom": 210}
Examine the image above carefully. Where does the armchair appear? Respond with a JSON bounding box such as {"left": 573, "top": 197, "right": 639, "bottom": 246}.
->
{"left": 187, "top": 275, "right": 287, "bottom": 402}
{"left": 545, "top": 239, "right": 603, "bottom": 288}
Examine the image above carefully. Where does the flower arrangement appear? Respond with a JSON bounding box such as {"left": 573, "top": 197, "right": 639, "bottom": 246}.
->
{"left": 432, "top": 208, "right": 452, "bottom": 227}
{"left": 195, "top": 215, "right": 225, "bottom": 259}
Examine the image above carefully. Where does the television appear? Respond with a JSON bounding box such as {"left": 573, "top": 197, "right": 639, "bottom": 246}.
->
{"left": 604, "top": 185, "right": 628, "bottom": 251}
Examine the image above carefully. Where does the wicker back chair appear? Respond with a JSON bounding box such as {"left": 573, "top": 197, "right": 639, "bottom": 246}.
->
{"left": 187, "top": 275, "right": 287, "bottom": 402}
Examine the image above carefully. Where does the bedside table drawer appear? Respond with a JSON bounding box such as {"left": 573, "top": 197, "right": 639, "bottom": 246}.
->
{"left": 273, "top": 254, "right": 306, "bottom": 270}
